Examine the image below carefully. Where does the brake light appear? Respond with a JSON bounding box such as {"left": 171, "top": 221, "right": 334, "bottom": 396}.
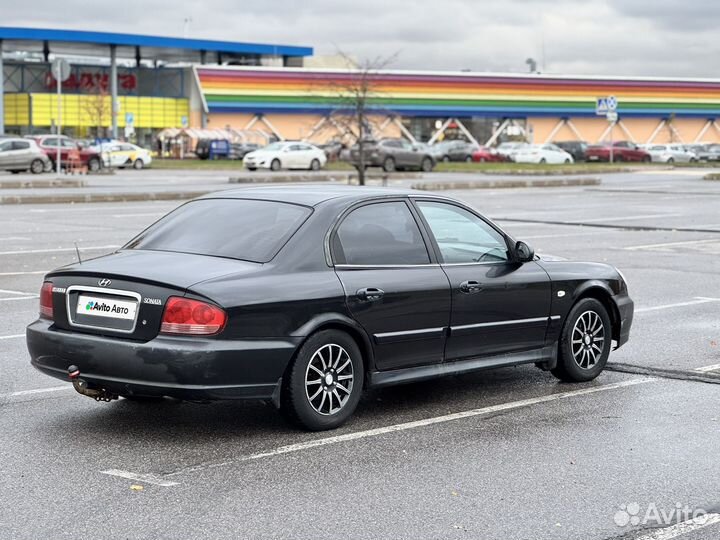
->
{"left": 160, "top": 297, "right": 227, "bottom": 336}
{"left": 39, "top": 282, "right": 53, "bottom": 319}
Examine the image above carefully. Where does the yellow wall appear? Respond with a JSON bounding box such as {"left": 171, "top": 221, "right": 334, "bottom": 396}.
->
{"left": 11, "top": 94, "right": 190, "bottom": 129}
{"left": 3, "top": 94, "right": 30, "bottom": 126}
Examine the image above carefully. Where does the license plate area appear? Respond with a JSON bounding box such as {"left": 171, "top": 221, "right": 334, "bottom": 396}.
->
{"left": 66, "top": 286, "right": 141, "bottom": 333}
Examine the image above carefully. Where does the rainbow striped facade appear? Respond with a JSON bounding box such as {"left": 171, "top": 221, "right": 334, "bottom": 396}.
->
{"left": 196, "top": 66, "right": 720, "bottom": 119}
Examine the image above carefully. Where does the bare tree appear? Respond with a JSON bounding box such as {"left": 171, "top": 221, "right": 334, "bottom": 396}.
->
{"left": 323, "top": 52, "right": 397, "bottom": 186}
{"left": 83, "top": 86, "right": 111, "bottom": 139}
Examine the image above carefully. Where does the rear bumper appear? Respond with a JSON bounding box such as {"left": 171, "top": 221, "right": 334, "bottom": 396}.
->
{"left": 27, "top": 319, "right": 300, "bottom": 400}
{"left": 612, "top": 292, "right": 634, "bottom": 348}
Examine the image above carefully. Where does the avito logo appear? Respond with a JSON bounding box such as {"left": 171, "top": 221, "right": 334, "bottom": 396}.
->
{"left": 86, "top": 301, "right": 111, "bottom": 313}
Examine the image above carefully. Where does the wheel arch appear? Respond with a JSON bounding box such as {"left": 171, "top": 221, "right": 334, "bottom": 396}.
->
{"left": 573, "top": 283, "right": 621, "bottom": 343}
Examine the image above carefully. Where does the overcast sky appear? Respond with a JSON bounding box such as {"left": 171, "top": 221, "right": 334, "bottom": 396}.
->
{"left": 5, "top": 0, "right": 718, "bottom": 77}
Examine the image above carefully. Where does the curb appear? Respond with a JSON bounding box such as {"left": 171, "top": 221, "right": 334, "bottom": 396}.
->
{"left": 0, "top": 191, "right": 211, "bottom": 205}
{"left": 0, "top": 178, "right": 87, "bottom": 189}
{"left": 411, "top": 177, "right": 601, "bottom": 190}
{"left": 229, "top": 171, "right": 421, "bottom": 184}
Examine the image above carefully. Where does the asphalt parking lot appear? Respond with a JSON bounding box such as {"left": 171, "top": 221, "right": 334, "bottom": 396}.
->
{"left": 1, "top": 169, "right": 719, "bottom": 540}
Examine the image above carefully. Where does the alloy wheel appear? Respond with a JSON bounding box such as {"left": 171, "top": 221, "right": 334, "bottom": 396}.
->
{"left": 571, "top": 310, "right": 605, "bottom": 369}
{"left": 304, "top": 343, "right": 354, "bottom": 416}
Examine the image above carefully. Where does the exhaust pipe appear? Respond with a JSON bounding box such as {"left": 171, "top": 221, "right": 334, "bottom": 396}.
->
{"left": 67, "top": 365, "right": 117, "bottom": 402}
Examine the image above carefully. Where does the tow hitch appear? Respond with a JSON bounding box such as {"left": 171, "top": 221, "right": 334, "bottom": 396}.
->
{"left": 67, "top": 365, "right": 118, "bottom": 402}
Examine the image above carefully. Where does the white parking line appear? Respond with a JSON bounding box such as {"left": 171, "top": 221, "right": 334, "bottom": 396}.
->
{"left": 634, "top": 513, "right": 720, "bottom": 540}
{"left": 2, "top": 386, "right": 71, "bottom": 399}
{"left": 625, "top": 238, "right": 719, "bottom": 251}
{"left": 0, "top": 334, "right": 25, "bottom": 340}
{"left": 0, "top": 270, "right": 48, "bottom": 276}
{"left": 101, "top": 469, "right": 180, "bottom": 487}
{"left": 581, "top": 213, "right": 683, "bottom": 223}
{"left": 0, "top": 288, "right": 35, "bottom": 296}
{"left": 0, "top": 245, "right": 119, "bottom": 256}
{"left": 694, "top": 363, "right": 720, "bottom": 373}
{"left": 167, "top": 377, "right": 655, "bottom": 480}
{"left": 635, "top": 297, "right": 720, "bottom": 313}
{"left": 0, "top": 295, "right": 39, "bottom": 302}
{"left": 111, "top": 213, "right": 165, "bottom": 218}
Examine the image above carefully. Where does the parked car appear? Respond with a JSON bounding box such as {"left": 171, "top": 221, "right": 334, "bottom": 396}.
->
{"left": 645, "top": 144, "right": 697, "bottom": 164}
{"left": 445, "top": 141, "right": 481, "bottom": 162}
{"left": 318, "top": 141, "right": 345, "bottom": 161}
{"left": 495, "top": 142, "right": 530, "bottom": 161}
{"left": 0, "top": 138, "right": 51, "bottom": 174}
{"left": 27, "top": 186, "right": 633, "bottom": 430}
{"left": 195, "top": 139, "right": 231, "bottom": 160}
{"left": 92, "top": 141, "right": 152, "bottom": 169}
{"left": 553, "top": 141, "right": 589, "bottom": 162}
{"left": 585, "top": 141, "right": 651, "bottom": 162}
{"left": 471, "top": 146, "right": 506, "bottom": 162}
{"left": 427, "top": 140, "right": 461, "bottom": 162}
{"left": 30, "top": 135, "right": 103, "bottom": 172}
{"left": 349, "top": 138, "right": 435, "bottom": 172}
{"left": 229, "top": 142, "right": 260, "bottom": 160}
{"left": 695, "top": 144, "right": 720, "bottom": 162}
{"left": 513, "top": 144, "right": 574, "bottom": 164}
{"left": 243, "top": 141, "right": 327, "bottom": 171}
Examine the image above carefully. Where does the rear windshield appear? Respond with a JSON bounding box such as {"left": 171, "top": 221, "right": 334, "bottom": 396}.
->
{"left": 124, "top": 198, "right": 311, "bottom": 263}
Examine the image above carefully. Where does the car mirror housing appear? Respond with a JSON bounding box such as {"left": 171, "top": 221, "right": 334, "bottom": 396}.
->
{"left": 514, "top": 241, "right": 535, "bottom": 262}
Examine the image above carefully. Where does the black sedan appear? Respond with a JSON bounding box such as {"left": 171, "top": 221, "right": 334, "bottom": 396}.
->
{"left": 27, "top": 186, "right": 633, "bottom": 430}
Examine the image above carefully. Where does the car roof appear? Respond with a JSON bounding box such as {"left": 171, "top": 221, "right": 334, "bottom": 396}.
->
{"left": 199, "top": 185, "right": 437, "bottom": 207}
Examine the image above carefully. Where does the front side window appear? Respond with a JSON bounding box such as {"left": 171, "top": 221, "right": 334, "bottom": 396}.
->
{"left": 417, "top": 201, "right": 509, "bottom": 264}
{"left": 125, "top": 199, "right": 311, "bottom": 263}
{"left": 0, "top": 141, "right": 12, "bottom": 152}
{"left": 334, "top": 202, "right": 430, "bottom": 265}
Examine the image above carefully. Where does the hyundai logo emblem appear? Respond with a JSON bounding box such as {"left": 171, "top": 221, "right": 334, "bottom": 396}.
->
{"left": 98, "top": 278, "right": 112, "bottom": 287}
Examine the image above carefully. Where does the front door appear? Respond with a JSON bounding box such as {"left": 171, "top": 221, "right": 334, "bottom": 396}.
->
{"left": 332, "top": 200, "right": 451, "bottom": 371}
{"left": 0, "top": 140, "right": 17, "bottom": 168}
{"left": 414, "top": 200, "right": 552, "bottom": 360}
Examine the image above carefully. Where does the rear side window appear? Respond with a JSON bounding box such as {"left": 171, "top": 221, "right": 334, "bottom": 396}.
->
{"left": 334, "top": 202, "right": 430, "bottom": 265}
{"left": 12, "top": 141, "right": 30, "bottom": 150}
{"left": 125, "top": 199, "right": 311, "bottom": 263}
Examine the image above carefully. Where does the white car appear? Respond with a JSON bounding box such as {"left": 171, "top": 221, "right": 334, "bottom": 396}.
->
{"left": 646, "top": 144, "right": 698, "bottom": 163}
{"left": 243, "top": 142, "right": 327, "bottom": 171}
{"left": 92, "top": 141, "right": 152, "bottom": 169}
{"left": 513, "top": 144, "right": 574, "bottom": 164}
{"left": 496, "top": 142, "right": 530, "bottom": 161}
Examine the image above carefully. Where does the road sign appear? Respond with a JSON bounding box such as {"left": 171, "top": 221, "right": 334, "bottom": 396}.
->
{"left": 606, "top": 111, "right": 618, "bottom": 123}
{"left": 125, "top": 112, "right": 135, "bottom": 127}
{"left": 181, "top": 116, "right": 189, "bottom": 128}
{"left": 51, "top": 58, "right": 71, "bottom": 82}
{"left": 596, "top": 95, "right": 618, "bottom": 116}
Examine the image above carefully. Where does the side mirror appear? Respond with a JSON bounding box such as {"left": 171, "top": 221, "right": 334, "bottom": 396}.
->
{"left": 514, "top": 241, "right": 534, "bottom": 262}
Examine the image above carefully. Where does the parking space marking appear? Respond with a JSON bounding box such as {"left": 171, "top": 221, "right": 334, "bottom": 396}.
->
{"left": 694, "top": 363, "right": 720, "bottom": 373}
{"left": 634, "top": 513, "right": 720, "bottom": 540}
{"left": 0, "top": 333, "right": 25, "bottom": 340}
{"left": 2, "top": 386, "right": 71, "bottom": 399}
{"left": 580, "top": 213, "right": 683, "bottom": 223}
{"left": 166, "top": 377, "right": 655, "bottom": 480}
{"left": 0, "top": 270, "right": 48, "bottom": 276}
{"left": 625, "top": 238, "right": 719, "bottom": 251}
{"left": 0, "top": 295, "right": 39, "bottom": 302}
{"left": 101, "top": 469, "right": 180, "bottom": 487}
{"left": 0, "top": 288, "right": 35, "bottom": 296}
{"left": 635, "top": 297, "right": 720, "bottom": 313}
{"left": 110, "top": 212, "right": 165, "bottom": 218}
{"left": 0, "top": 245, "right": 119, "bottom": 256}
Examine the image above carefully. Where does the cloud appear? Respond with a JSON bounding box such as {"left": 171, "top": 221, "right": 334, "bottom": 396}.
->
{"left": 3, "top": 0, "right": 718, "bottom": 77}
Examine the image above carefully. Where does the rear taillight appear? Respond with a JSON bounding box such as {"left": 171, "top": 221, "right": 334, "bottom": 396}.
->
{"left": 39, "top": 282, "right": 53, "bottom": 319}
{"left": 160, "top": 297, "right": 227, "bottom": 336}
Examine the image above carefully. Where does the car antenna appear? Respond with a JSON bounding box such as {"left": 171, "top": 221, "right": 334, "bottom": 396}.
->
{"left": 74, "top": 242, "right": 82, "bottom": 264}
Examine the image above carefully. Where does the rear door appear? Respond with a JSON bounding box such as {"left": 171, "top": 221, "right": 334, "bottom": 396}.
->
{"left": 0, "top": 140, "right": 17, "bottom": 168}
{"left": 12, "top": 140, "right": 33, "bottom": 167}
{"left": 332, "top": 199, "right": 451, "bottom": 371}
{"left": 414, "top": 199, "right": 552, "bottom": 360}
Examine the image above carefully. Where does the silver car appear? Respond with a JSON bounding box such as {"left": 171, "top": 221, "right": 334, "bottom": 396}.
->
{"left": 645, "top": 144, "right": 697, "bottom": 163}
{"left": 0, "top": 138, "right": 51, "bottom": 174}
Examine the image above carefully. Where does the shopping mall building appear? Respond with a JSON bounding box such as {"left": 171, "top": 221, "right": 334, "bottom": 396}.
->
{"left": 3, "top": 26, "right": 720, "bottom": 147}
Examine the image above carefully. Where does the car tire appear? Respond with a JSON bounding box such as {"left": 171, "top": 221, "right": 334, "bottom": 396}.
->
{"left": 442, "top": 155, "right": 450, "bottom": 163}
{"left": 551, "top": 298, "right": 612, "bottom": 383}
{"left": 642, "top": 155, "right": 651, "bottom": 163}
{"left": 667, "top": 157, "right": 674, "bottom": 164}
{"left": 478, "top": 157, "right": 486, "bottom": 163}
{"left": 382, "top": 157, "right": 396, "bottom": 172}
{"left": 539, "top": 158, "right": 547, "bottom": 164}
{"left": 30, "top": 159, "right": 45, "bottom": 174}
{"left": 270, "top": 159, "right": 281, "bottom": 171}
{"left": 420, "top": 157, "right": 433, "bottom": 172}
{"left": 309, "top": 158, "right": 321, "bottom": 171}
{"left": 464, "top": 155, "right": 473, "bottom": 163}
{"left": 281, "top": 329, "right": 364, "bottom": 431}
{"left": 133, "top": 159, "right": 144, "bottom": 170}
{"left": 564, "top": 158, "right": 571, "bottom": 164}
{"left": 88, "top": 158, "right": 101, "bottom": 172}
{"left": 246, "top": 166, "right": 257, "bottom": 171}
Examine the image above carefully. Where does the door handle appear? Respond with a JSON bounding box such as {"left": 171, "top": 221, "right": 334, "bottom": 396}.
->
{"left": 459, "top": 280, "right": 483, "bottom": 293}
{"left": 356, "top": 287, "right": 385, "bottom": 301}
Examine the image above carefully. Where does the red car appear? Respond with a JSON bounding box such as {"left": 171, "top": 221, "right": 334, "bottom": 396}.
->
{"left": 30, "top": 135, "right": 102, "bottom": 172}
{"left": 585, "top": 141, "right": 651, "bottom": 162}
{"left": 471, "top": 146, "right": 506, "bottom": 162}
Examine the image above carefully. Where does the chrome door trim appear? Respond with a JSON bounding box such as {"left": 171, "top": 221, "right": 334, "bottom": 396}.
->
{"left": 451, "top": 316, "right": 551, "bottom": 332}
